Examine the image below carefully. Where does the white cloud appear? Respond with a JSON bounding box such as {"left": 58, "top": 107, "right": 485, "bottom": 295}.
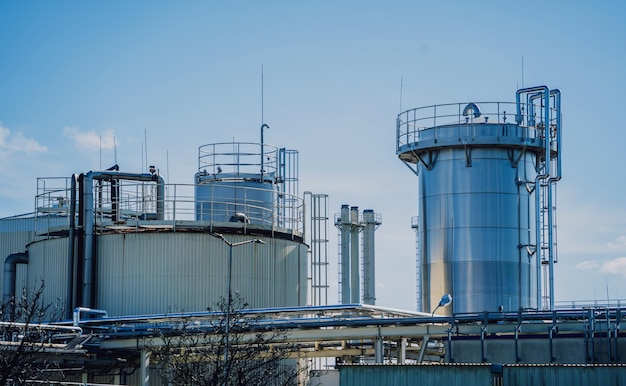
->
{"left": 0, "top": 123, "right": 47, "bottom": 155}
{"left": 600, "top": 257, "right": 626, "bottom": 278}
{"left": 63, "top": 126, "right": 116, "bottom": 150}
{"left": 576, "top": 260, "right": 600, "bottom": 270}
{"left": 608, "top": 235, "right": 626, "bottom": 250}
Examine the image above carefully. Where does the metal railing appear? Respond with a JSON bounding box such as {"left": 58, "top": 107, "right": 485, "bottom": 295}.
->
{"left": 396, "top": 101, "right": 559, "bottom": 151}
{"left": 34, "top": 178, "right": 304, "bottom": 236}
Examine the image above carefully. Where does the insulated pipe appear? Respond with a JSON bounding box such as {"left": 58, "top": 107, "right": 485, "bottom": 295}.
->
{"left": 535, "top": 177, "right": 542, "bottom": 309}
{"left": 516, "top": 85, "right": 551, "bottom": 178}
{"left": 339, "top": 205, "right": 351, "bottom": 304}
{"left": 260, "top": 124, "right": 269, "bottom": 179}
{"left": 550, "top": 89, "right": 562, "bottom": 180}
{"left": 72, "top": 306, "right": 108, "bottom": 327}
{"left": 517, "top": 86, "right": 551, "bottom": 309}
{"left": 547, "top": 89, "right": 561, "bottom": 311}
{"left": 67, "top": 174, "right": 78, "bottom": 319}
{"left": 531, "top": 88, "right": 562, "bottom": 310}
{"left": 350, "top": 206, "right": 360, "bottom": 304}
{"left": 82, "top": 173, "right": 94, "bottom": 308}
{"left": 3, "top": 252, "right": 29, "bottom": 321}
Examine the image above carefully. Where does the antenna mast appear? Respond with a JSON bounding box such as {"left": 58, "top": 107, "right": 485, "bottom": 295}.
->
{"left": 399, "top": 75, "right": 404, "bottom": 112}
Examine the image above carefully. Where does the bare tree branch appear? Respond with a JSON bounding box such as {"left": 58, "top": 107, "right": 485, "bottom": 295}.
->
{"left": 150, "top": 294, "right": 308, "bottom": 386}
{"left": 0, "top": 282, "right": 67, "bottom": 386}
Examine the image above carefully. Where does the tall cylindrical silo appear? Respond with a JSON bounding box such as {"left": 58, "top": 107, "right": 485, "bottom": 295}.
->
{"left": 397, "top": 89, "right": 561, "bottom": 314}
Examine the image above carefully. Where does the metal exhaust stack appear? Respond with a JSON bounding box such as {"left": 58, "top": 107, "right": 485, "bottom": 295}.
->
{"left": 350, "top": 206, "right": 361, "bottom": 304}
{"left": 362, "top": 210, "right": 381, "bottom": 305}
{"left": 339, "top": 205, "right": 351, "bottom": 304}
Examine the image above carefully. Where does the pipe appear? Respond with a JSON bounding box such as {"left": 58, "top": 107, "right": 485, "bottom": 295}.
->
{"left": 0, "top": 321, "right": 82, "bottom": 334}
{"left": 73, "top": 306, "right": 108, "bottom": 327}
{"left": 516, "top": 86, "right": 550, "bottom": 178}
{"left": 72, "top": 303, "right": 615, "bottom": 331}
{"left": 350, "top": 206, "right": 360, "bottom": 304}
{"left": 67, "top": 174, "right": 78, "bottom": 319}
{"left": 3, "top": 252, "right": 29, "bottom": 320}
{"left": 530, "top": 89, "right": 562, "bottom": 309}
{"left": 517, "top": 86, "right": 551, "bottom": 309}
{"left": 260, "top": 124, "right": 269, "bottom": 180}
{"left": 547, "top": 89, "right": 561, "bottom": 311}
{"left": 82, "top": 173, "right": 94, "bottom": 308}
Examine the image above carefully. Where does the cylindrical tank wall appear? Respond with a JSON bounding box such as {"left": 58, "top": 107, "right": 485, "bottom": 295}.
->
{"left": 26, "top": 237, "right": 70, "bottom": 309}
{"left": 26, "top": 232, "right": 307, "bottom": 316}
{"left": 1, "top": 215, "right": 69, "bottom": 302}
{"left": 194, "top": 176, "right": 276, "bottom": 225}
{"left": 418, "top": 147, "right": 537, "bottom": 314}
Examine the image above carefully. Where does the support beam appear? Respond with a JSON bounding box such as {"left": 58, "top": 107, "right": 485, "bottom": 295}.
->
{"left": 140, "top": 348, "right": 151, "bottom": 386}
{"left": 397, "top": 338, "right": 407, "bottom": 364}
{"left": 417, "top": 335, "right": 430, "bottom": 363}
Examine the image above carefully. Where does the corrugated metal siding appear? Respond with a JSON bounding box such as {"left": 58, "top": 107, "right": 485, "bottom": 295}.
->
{"left": 1, "top": 215, "right": 68, "bottom": 302}
{"left": 27, "top": 237, "right": 69, "bottom": 308}
{"left": 339, "top": 364, "right": 493, "bottom": 386}
{"left": 1, "top": 217, "right": 35, "bottom": 295}
{"left": 94, "top": 232, "right": 306, "bottom": 316}
{"left": 503, "top": 364, "right": 626, "bottom": 386}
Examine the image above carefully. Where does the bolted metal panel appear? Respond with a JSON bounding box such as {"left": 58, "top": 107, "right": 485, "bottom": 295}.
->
{"left": 339, "top": 364, "right": 493, "bottom": 386}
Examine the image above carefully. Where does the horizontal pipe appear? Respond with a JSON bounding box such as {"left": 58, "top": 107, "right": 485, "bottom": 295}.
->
{"left": 71, "top": 303, "right": 624, "bottom": 330}
{"left": 0, "top": 321, "right": 82, "bottom": 334}
{"left": 73, "top": 307, "right": 108, "bottom": 327}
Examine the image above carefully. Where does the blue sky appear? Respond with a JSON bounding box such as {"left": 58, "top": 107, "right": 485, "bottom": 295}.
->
{"left": 1, "top": 1, "right": 625, "bottom": 310}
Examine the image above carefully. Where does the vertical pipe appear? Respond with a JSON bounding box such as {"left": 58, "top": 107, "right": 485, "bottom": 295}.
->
{"left": 3, "top": 252, "right": 29, "bottom": 320}
{"left": 155, "top": 174, "right": 165, "bottom": 220}
{"left": 67, "top": 174, "right": 78, "bottom": 319}
{"left": 397, "top": 338, "right": 407, "bottom": 364}
{"left": 350, "top": 206, "right": 360, "bottom": 304}
{"left": 548, "top": 184, "right": 555, "bottom": 310}
{"left": 374, "top": 333, "right": 384, "bottom": 363}
{"left": 140, "top": 348, "right": 151, "bottom": 386}
{"left": 77, "top": 174, "right": 85, "bottom": 306}
{"left": 340, "top": 205, "right": 351, "bottom": 304}
{"left": 547, "top": 89, "right": 561, "bottom": 311}
{"left": 82, "top": 172, "right": 94, "bottom": 308}
{"left": 517, "top": 86, "right": 550, "bottom": 310}
{"left": 535, "top": 176, "right": 542, "bottom": 309}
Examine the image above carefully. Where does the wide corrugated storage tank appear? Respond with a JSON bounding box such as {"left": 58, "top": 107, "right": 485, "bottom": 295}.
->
{"left": 26, "top": 230, "right": 307, "bottom": 316}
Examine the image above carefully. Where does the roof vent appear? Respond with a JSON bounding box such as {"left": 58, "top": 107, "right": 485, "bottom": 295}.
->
{"left": 462, "top": 102, "right": 481, "bottom": 118}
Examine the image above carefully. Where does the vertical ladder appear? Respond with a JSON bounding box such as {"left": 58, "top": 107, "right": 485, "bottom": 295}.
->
{"left": 412, "top": 216, "right": 421, "bottom": 312}
{"left": 306, "top": 193, "right": 329, "bottom": 306}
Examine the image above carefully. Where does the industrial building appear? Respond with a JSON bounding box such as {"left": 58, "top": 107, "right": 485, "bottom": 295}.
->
{"left": 1, "top": 86, "right": 626, "bottom": 385}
